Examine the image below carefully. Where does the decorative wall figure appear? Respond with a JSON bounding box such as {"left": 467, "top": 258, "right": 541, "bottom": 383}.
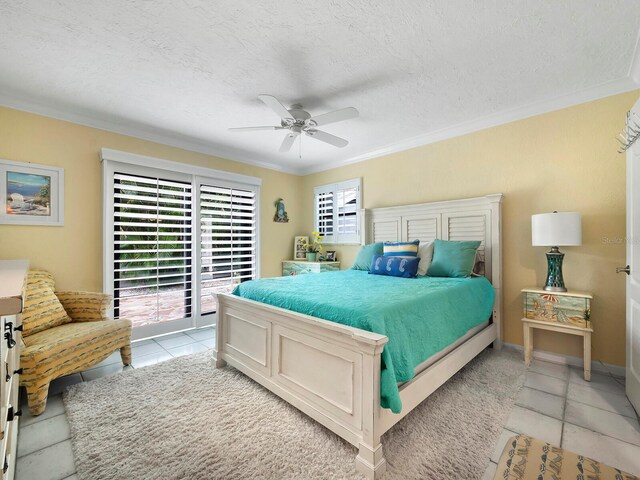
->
{"left": 273, "top": 198, "right": 289, "bottom": 223}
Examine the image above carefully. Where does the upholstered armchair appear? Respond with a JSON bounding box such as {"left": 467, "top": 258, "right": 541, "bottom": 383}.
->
{"left": 20, "top": 270, "right": 132, "bottom": 415}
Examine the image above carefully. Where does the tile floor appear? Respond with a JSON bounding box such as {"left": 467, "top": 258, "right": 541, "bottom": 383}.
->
{"left": 14, "top": 327, "right": 216, "bottom": 480}
{"left": 13, "top": 333, "right": 640, "bottom": 480}
{"left": 482, "top": 359, "right": 640, "bottom": 479}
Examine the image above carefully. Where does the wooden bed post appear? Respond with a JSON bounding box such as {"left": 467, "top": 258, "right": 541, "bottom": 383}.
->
{"left": 356, "top": 342, "right": 387, "bottom": 479}
{"left": 212, "top": 294, "right": 227, "bottom": 368}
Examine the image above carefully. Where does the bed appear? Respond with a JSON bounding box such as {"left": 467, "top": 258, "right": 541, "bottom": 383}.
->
{"left": 213, "top": 194, "right": 503, "bottom": 479}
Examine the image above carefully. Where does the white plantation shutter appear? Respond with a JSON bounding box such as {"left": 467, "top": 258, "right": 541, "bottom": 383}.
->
{"left": 103, "top": 149, "right": 261, "bottom": 338}
{"left": 315, "top": 188, "right": 334, "bottom": 237}
{"left": 314, "top": 178, "right": 361, "bottom": 244}
{"left": 112, "top": 172, "right": 193, "bottom": 326}
{"left": 199, "top": 183, "right": 257, "bottom": 314}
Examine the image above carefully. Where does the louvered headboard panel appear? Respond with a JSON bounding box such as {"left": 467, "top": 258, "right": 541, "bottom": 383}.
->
{"left": 361, "top": 194, "right": 503, "bottom": 343}
{"left": 406, "top": 216, "right": 439, "bottom": 243}
{"left": 372, "top": 220, "right": 400, "bottom": 243}
{"left": 444, "top": 213, "right": 489, "bottom": 277}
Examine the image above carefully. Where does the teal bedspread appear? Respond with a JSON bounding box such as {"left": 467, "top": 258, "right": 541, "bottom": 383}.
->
{"left": 233, "top": 270, "right": 495, "bottom": 413}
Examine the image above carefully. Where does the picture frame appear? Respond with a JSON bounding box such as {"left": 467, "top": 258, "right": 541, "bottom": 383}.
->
{"left": 325, "top": 250, "right": 337, "bottom": 261}
{"left": 294, "top": 236, "right": 309, "bottom": 260}
{"left": 0, "top": 159, "right": 64, "bottom": 226}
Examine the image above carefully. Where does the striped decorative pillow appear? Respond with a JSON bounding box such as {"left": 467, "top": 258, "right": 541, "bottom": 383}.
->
{"left": 22, "top": 270, "right": 72, "bottom": 337}
{"left": 383, "top": 240, "right": 420, "bottom": 257}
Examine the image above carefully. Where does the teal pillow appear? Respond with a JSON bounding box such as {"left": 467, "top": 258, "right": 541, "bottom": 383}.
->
{"left": 351, "top": 242, "right": 383, "bottom": 271}
{"left": 427, "top": 239, "right": 481, "bottom": 278}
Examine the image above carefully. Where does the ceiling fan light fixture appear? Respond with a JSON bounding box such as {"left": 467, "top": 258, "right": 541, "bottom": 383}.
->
{"left": 231, "top": 94, "right": 358, "bottom": 153}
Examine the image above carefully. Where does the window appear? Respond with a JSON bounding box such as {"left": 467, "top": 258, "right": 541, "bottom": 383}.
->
{"left": 314, "top": 178, "right": 361, "bottom": 244}
{"left": 102, "top": 149, "right": 260, "bottom": 339}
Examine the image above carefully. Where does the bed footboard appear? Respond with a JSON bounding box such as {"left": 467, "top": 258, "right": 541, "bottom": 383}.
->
{"left": 214, "top": 293, "right": 389, "bottom": 478}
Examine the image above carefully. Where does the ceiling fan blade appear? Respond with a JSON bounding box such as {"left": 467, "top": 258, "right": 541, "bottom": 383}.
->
{"left": 258, "top": 94, "right": 294, "bottom": 122}
{"left": 308, "top": 107, "right": 359, "bottom": 127}
{"left": 229, "top": 126, "right": 284, "bottom": 132}
{"left": 279, "top": 131, "right": 300, "bottom": 152}
{"left": 305, "top": 129, "right": 349, "bottom": 148}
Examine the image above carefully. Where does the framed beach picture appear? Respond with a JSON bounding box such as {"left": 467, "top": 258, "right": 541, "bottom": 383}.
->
{"left": 294, "top": 236, "right": 309, "bottom": 260}
{"left": 0, "top": 159, "right": 64, "bottom": 226}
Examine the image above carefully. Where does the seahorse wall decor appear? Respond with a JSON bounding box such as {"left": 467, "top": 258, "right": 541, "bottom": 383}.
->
{"left": 273, "top": 198, "right": 289, "bottom": 223}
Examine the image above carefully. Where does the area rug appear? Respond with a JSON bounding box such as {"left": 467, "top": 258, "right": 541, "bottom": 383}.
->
{"left": 63, "top": 348, "right": 524, "bottom": 480}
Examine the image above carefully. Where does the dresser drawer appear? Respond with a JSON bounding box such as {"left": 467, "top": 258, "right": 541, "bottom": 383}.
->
{"left": 523, "top": 290, "right": 591, "bottom": 328}
{"left": 282, "top": 261, "right": 340, "bottom": 276}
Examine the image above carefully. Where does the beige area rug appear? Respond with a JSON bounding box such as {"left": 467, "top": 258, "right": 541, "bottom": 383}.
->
{"left": 64, "top": 349, "right": 524, "bottom": 480}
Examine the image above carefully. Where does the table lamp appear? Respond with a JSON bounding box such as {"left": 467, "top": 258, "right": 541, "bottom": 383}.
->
{"left": 531, "top": 211, "right": 582, "bottom": 292}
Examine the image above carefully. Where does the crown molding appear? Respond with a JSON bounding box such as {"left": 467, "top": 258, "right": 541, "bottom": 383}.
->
{"left": 300, "top": 76, "right": 640, "bottom": 175}
{"left": 629, "top": 25, "right": 640, "bottom": 84}
{"left": 0, "top": 92, "right": 299, "bottom": 175}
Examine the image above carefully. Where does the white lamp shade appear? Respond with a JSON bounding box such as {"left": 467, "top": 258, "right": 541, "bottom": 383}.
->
{"left": 532, "top": 212, "right": 582, "bottom": 246}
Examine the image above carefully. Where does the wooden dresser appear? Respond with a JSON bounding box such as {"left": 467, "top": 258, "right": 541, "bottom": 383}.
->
{"left": 0, "top": 260, "right": 27, "bottom": 480}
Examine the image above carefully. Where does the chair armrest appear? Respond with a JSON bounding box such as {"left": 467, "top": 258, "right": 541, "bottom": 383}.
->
{"left": 56, "top": 291, "right": 113, "bottom": 322}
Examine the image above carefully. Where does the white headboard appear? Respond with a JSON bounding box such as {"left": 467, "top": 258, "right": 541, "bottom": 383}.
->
{"left": 360, "top": 194, "right": 503, "bottom": 344}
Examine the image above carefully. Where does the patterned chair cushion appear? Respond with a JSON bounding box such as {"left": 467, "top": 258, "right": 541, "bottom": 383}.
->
{"left": 22, "top": 270, "right": 72, "bottom": 336}
{"left": 495, "top": 434, "right": 638, "bottom": 480}
{"left": 21, "top": 319, "right": 132, "bottom": 380}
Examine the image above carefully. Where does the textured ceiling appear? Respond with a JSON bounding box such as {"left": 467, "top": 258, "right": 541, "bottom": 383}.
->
{"left": 1, "top": 1, "right": 640, "bottom": 174}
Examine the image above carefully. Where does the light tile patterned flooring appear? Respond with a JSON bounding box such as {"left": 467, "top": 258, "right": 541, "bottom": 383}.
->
{"left": 14, "top": 334, "right": 640, "bottom": 480}
{"left": 482, "top": 360, "right": 640, "bottom": 479}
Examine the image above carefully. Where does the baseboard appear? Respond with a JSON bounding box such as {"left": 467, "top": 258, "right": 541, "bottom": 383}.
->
{"left": 503, "top": 342, "right": 626, "bottom": 378}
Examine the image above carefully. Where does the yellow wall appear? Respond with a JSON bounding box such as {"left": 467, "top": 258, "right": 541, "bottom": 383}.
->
{"left": 0, "top": 107, "right": 303, "bottom": 290}
{"left": 301, "top": 91, "right": 638, "bottom": 366}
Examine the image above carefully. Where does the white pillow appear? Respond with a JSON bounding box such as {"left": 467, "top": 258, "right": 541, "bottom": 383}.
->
{"left": 417, "top": 241, "right": 434, "bottom": 276}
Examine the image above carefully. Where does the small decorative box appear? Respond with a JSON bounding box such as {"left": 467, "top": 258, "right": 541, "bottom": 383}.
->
{"left": 522, "top": 288, "right": 592, "bottom": 329}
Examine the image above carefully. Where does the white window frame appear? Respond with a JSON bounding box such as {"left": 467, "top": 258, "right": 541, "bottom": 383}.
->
{"left": 101, "top": 148, "right": 261, "bottom": 340}
{"left": 314, "top": 178, "right": 361, "bottom": 245}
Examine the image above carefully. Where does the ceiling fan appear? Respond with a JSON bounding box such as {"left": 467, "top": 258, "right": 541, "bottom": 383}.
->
{"left": 229, "top": 94, "right": 359, "bottom": 152}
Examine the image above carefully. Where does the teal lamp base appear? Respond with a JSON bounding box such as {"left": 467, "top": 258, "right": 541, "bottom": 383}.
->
{"left": 544, "top": 246, "right": 567, "bottom": 292}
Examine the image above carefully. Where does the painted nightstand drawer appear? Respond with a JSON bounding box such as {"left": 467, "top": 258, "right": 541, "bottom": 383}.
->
{"left": 522, "top": 288, "right": 592, "bottom": 329}
{"left": 282, "top": 261, "right": 340, "bottom": 276}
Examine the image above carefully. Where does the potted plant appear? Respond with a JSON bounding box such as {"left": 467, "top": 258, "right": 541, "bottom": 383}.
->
{"left": 305, "top": 231, "right": 323, "bottom": 261}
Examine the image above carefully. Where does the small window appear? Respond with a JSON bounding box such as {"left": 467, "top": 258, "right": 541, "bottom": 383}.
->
{"left": 314, "top": 178, "right": 361, "bottom": 244}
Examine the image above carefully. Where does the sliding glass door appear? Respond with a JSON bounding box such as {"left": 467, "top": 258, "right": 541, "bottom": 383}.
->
{"left": 103, "top": 159, "right": 259, "bottom": 340}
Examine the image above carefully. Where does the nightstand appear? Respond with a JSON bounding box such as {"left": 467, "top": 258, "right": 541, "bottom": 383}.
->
{"left": 521, "top": 287, "right": 593, "bottom": 380}
{"left": 282, "top": 260, "right": 340, "bottom": 276}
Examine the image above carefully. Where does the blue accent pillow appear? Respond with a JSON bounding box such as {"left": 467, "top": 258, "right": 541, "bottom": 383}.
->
{"left": 427, "top": 239, "right": 481, "bottom": 278}
{"left": 351, "top": 242, "right": 384, "bottom": 271}
{"left": 369, "top": 255, "right": 420, "bottom": 278}
{"left": 383, "top": 240, "right": 420, "bottom": 257}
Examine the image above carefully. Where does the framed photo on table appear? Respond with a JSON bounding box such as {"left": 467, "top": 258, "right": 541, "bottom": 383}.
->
{"left": 0, "top": 159, "right": 64, "bottom": 226}
{"left": 294, "top": 236, "right": 309, "bottom": 260}
{"left": 325, "top": 251, "right": 337, "bottom": 261}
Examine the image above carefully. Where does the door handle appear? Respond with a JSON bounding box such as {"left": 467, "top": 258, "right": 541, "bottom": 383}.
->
{"left": 616, "top": 265, "right": 631, "bottom": 275}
